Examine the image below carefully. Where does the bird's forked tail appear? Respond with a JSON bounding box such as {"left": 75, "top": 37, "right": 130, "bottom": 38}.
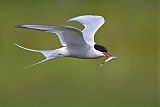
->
{"left": 14, "top": 43, "right": 58, "bottom": 68}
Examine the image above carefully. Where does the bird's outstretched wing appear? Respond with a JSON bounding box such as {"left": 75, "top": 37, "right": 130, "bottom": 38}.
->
{"left": 16, "top": 25, "right": 87, "bottom": 47}
{"left": 68, "top": 15, "right": 105, "bottom": 46}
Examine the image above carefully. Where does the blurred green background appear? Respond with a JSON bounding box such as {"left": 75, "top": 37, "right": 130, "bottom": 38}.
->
{"left": 0, "top": 0, "right": 159, "bottom": 107}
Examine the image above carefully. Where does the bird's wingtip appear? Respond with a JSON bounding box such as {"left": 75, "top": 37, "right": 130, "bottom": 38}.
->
{"left": 67, "top": 18, "right": 74, "bottom": 22}
{"left": 15, "top": 25, "right": 24, "bottom": 28}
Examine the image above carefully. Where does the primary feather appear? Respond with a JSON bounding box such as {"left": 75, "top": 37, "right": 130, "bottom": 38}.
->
{"left": 68, "top": 15, "right": 105, "bottom": 46}
{"left": 16, "top": 25, "right": 87, "bottom": 47}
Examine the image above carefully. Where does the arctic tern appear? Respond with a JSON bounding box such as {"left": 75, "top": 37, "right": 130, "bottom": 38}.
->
{"left": 14, "top": 15, "right": 117, "bottom": 68}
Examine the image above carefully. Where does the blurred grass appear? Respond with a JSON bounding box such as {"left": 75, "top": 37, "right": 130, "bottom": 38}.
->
{"left": 0, "top": 0, "right": 159, "bottom": 106}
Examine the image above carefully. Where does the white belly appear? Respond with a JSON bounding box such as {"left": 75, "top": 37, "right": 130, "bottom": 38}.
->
{"left": 66, "top": 46, "right": 103, "bottom": 59}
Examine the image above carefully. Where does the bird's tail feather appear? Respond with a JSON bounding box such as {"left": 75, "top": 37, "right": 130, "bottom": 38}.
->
{"left": 14, "top": 43, "right": 57, "bottom": 68}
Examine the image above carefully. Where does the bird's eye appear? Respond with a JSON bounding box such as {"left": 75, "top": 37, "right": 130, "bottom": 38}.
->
{"left": 94, "top": 44, "right": 108, "bottom": 52}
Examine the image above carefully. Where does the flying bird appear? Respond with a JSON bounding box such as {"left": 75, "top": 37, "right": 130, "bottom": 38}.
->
{"left": 15, "top": 15, "right": 117, "bottom": 68}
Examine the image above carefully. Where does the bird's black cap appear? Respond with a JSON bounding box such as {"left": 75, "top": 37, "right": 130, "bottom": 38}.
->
{"left": 94, "top": 44, "right": 108, "bottom": 52}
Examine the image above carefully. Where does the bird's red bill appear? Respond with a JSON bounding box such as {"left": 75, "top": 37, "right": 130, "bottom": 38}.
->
{"left": 103, "top": 52, "right": 113, "bottom": 57}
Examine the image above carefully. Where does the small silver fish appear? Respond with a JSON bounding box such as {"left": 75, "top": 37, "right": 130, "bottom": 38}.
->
{"left": 99, "top": 56, "right": 117, "bottom": 67}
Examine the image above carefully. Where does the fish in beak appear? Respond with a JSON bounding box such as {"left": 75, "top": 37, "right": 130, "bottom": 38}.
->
{"left": 99, "top": 52, "right": 117, "bottom": 67}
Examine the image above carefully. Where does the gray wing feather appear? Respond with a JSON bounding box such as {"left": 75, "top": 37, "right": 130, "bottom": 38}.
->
{"left": 68, "top": 15, "right": 105, "bottom": 46}
{"left": 16, "top": 25, "right": 87, "bottom": 47}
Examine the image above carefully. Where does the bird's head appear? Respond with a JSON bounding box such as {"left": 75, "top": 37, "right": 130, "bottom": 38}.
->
{"left": 94, "top": 44, "right": 112, "bottom": 57}
{"left": 94, "top": 44, "right": 117, "bottom": 65}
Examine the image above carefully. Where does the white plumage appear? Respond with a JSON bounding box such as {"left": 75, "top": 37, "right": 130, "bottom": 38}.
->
{"left": 15, "top": 15, "right": 116, "bottom": 68}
